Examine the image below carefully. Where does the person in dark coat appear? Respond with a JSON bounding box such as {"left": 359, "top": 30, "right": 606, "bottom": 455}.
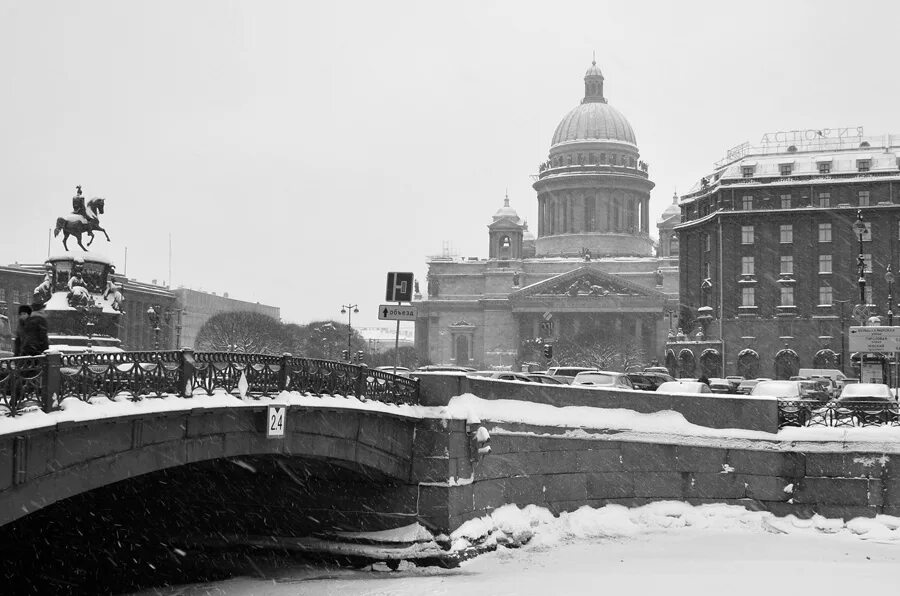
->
{"left": 14, "top": 304, "right": 50, "bottom": 356}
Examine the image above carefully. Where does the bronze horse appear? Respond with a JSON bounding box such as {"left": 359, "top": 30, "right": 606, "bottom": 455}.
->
{"left": 53, "top": 197, "right": 111, "bottom": 251}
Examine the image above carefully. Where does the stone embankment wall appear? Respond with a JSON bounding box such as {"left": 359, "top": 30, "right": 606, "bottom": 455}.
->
{"left": 416, "top": 373, "right": 778, "bottom": 432}
{"left": 416, "top": 374, "right": 900, "bottom": 530}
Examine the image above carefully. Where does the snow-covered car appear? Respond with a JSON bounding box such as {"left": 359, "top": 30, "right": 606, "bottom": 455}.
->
{"left": 524, "top": 373, "right": 567, "bottom": 385}
{"left": 656, "top": 381, "right": 712, "bottom": 394}
{"left": 836, "top": 383, "right": 894, "bottom": 403}
{"left": 546, "top": 366, "right": 599, "bottom": 384}
{"left": 375, "top": 366, "right": 412, "bottom": 377}
{"left": 749, "top": 380, "right": 819, "bottom": 400}
{"left": 625, "top": 372, "right": 674, "bottom": 391}
{"left": 468, "top": 370, "right": 532, "bottom": 382}
{"left": 571, "top": 371, "right": 634, "bottom": 390}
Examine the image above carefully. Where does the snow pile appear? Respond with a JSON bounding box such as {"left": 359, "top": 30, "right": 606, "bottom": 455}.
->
{"left": 449, "top": 501, "right": 900, "bottom": 553}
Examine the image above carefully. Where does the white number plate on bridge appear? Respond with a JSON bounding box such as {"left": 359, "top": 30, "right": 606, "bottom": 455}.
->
{"left": 267, "top": 405, "right": 286, "bottom": 438}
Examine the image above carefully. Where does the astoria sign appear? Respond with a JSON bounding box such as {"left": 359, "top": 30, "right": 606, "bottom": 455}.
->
{"left": 760, "top": 126, "right": 864, "bottom": 144}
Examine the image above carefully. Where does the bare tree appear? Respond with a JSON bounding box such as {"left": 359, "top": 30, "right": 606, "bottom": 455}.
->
{"left": 284, "top": 320, "right": 367, "bottom": 360}
{"left": 195, "top": 311, "right": 289, "bottom": 355}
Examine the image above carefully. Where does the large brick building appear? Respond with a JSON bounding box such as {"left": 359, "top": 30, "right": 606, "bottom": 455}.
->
{"left": 670, "top": 130, "right": 900, "bottom": 379}
{"left": 414, "top": 61, "right": 679, "bottom": 369}
{"left": 0, "top": 263, "right": 279, "bottom": 352}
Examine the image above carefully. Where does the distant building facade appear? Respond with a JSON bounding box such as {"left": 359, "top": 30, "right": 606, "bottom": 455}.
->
{"left": 671, "top": 131, "right": 900, "bottom": 379}
{"left": 173, "top": 288, "right": 280, "bottom": 349}
{"left": 415, "top": 61, "right": 679, "bottom": 369}
{"left": 0, "top": 264, "right": 280, "bottom": 352}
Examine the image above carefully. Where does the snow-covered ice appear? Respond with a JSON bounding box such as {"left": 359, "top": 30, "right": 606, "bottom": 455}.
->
{"left": 131, "top": 501, "right": 900, "bottom": 595}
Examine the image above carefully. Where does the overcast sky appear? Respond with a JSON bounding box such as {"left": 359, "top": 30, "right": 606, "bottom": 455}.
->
{"left": 2, "top": 1, "right": 899, "bottom": 329}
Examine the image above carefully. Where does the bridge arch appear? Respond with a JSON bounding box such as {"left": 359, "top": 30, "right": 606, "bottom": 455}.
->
{"left": 0, "top": 405, "right": 416, "bottom": 528}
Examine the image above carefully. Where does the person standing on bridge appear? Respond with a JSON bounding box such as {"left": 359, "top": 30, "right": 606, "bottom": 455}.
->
{"left": 14, "top": 304, "right": 49, "bottom": 356}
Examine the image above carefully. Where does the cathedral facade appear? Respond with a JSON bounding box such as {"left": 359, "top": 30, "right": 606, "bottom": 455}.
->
{"left": 414, "top": 61, "right": 679, "bottom": 369}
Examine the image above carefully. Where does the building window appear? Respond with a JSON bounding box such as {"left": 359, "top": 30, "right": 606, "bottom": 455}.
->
{"left": 780, "top": 255, "right": 793, "bottom": 274}
{"left": 780, "top": 164, "right": 793, "bottom": 176}
{"left": 704, "top": 262, "right": 711, "bottom": 279}
{"left": 741, "top": 225, "right": 754, "bottom": 244}
{"left": 0, "top": 288, "right": 5, "bottom": 302}
{"left": 780, "top": 194, "right": 792, "bottom": 209}
{"left": 742, "top": 195, "right": 753, "bottom": 210}
{"left": 742, "top": 287, "right": 755, "bottom": 307}
{"left": 780, "top": 224, "right": 793, "bottom": 243}
{"left": 863, "top": 253, "right": 872, "bottom": 273}
{"left": 819, "top": 284, "right": 833, "bottom": 305}
{"left": 742, "top": 166, "right": 754, "bottom": 178}
{"left": 780, "top": 286, "right": 794, "bottom": 306}
{"left": 819, "top": 223, "right": 832, "bottom": 242}
{"left": 779, "top": 319, "right": 793, "bottom": 338}
{"left": 818, "top": 162, "right": 831, "bottom": 174}
{"left": 817, "top": 193, "right": 831, "bottom": 207}
{"left": 819, "top": 254, "right": 832, "bottom": 273}
{"left": 858, "top": 159, "right": 871, "bottom": 172}
{"left": 705, "top": 233, "right": 711, "bottom": 252}
{"left": 858, "top": 190, "right": 870, "bottom": 206}
{"left": 742, "top": 256, "right": 755, "bottom": 275}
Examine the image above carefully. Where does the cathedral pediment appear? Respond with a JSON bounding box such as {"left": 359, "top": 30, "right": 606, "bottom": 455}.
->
{"left": 510, "top": 265, "right": 665, "bottom": 301}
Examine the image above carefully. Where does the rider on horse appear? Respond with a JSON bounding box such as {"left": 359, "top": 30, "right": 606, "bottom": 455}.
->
{"left": 71, "top": 185, "right": 94, "bottom": 223}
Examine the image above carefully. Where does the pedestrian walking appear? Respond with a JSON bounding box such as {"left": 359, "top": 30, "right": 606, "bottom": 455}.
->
{"left": 13, "top": 304, "right": 49, "bottom": 357}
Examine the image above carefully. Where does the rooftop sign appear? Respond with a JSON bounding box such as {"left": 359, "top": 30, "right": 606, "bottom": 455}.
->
{"left": 760, "top": 126, "right": 864, "bottom": 144}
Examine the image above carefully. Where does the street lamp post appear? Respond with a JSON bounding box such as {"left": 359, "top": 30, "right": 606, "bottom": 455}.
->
{"left": 833, "top": 298, "right": 851, "bottom": 374}
{"left": 886, "top": 265, "right": 895, "bottom": 387}
{"left": 854, "top": 210, "right": 867, "bottom": 304}
{"left": 146, "top": 305, "right": 163, "bottom": 350}
{"left": 340, "top": 303, "right": 359, "bottom": 362}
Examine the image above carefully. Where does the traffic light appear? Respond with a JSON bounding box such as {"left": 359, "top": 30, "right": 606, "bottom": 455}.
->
{"left": 355, "top": 350, "right": 365, "bottom": 363}
{"left": 341, "top": 349, "right": 350, "bottom": 361}
{"left": 542, "top": 343, "right": 553, "bottom": 360}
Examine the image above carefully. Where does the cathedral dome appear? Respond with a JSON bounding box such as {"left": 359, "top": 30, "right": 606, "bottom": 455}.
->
{"left": 550, "top": 60, "right": 637, "bottom": 148}
{"left": 492, "top": 194, "right": 521, "bottom": 223}
{"left": 551, "top": 102, "right": 636, "bottom": 147}
{"left": 658, "top": 192, "right": 681, "bottom": 223}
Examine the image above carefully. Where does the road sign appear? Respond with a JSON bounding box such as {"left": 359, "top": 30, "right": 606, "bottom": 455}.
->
{"left": 848, "top": 326, "right": 900, "bottom": 352}
{"left": 266, "top": 405, "right": 286, "bottom": 438}
{"left": 386, "top": 272, "right": 414, "bottom": 302}
{"left": 378, "top": 304, "right": 417, "bottom": 321}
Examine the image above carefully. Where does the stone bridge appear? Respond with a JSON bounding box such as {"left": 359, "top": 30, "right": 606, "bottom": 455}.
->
{"left": 2, "top": 352, "right": 900, "bottom": 547}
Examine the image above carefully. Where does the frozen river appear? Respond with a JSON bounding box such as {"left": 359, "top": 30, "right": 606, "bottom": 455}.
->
{"left": 134, "top": 502, "right": 900, "bottom": 596}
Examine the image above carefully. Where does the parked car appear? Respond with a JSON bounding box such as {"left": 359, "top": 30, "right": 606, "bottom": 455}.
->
{"left": 725, "top": 376, "right": 745, "bottom": 391}
{"left": 468, "top": 370, "right": 532, "bottom": 382}
{"left": 656, "top": 380, "right": 712, "bottom": 394}
{"left": 546, "top": 366, "right": 599, "bottom": 384}
{"left": 524, "top": 373, "right": 567, "bottom": 385}
{"left": 571, "top": 371, "right": 634, "bottom": 390}
{"left": 414, "top": 365, "right": 477, "bottom": 373}
{"left": 375, "top": 366, "right": 412, "bottom": 378}
{"left": 643, "top": 366, "right": 671, "bottom": 374}
{"left": 836, "top": 383, "right": 895, "bottom": 403}
{"left": 708, "top": 378, "right": 734, "bottom": 393}
{"left": 736, "top": 378, "right": 771, "bottom": 395}
{"left": 749, "top": 380, "right": 819, "bottom": 400}
{"left": 626, "top": 371, "right": 675, "bottom": 391}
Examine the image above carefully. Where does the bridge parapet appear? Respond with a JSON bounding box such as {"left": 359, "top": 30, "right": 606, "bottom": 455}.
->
{"left": 0, "top": 350, "right": 419, "bottom": 416}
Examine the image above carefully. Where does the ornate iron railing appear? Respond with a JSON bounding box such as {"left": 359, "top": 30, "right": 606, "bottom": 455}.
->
{"left": 778, "top": 399, "right": 900, "bottom": 428}
{"left": 0, "top": 350, "right": 419, "bottom": 417}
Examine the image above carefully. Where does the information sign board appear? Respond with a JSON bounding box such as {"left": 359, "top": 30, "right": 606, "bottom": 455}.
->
{"left": 848, "top": 326, "right": 900, "bottom": 352}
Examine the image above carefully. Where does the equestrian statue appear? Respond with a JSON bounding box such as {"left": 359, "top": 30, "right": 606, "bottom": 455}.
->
{"left": 53, "top": 185, "right": 111, "bottom": 251}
